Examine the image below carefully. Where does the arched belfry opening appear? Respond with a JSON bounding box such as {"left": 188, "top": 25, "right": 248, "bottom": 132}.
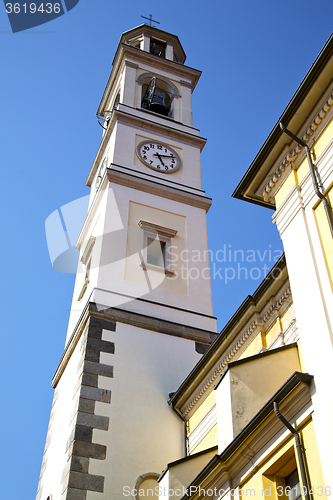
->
{"left": 141, "top": 77, "right": 171, "bottom": 116}
{"left": 138, "top": 74, "right": 180, "bottom": 119}
{"left": 149, "top": 38, "right": 166, "bottom": 58}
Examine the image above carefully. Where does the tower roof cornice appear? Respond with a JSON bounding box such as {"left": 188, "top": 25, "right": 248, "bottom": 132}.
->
{"left": 97, "top": 43, "right": 201, "bottom": 117}
{"left": 118, "top": 24, "right": 187, "bottom": 63}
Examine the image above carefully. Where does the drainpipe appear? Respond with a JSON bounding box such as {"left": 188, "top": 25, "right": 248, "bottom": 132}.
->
{"left": 168, "top": 396, "right": 188, "bottom": 457}
{"left": 273, "top": 402, "right": 310, "bottom": 500}
{"left": 280, "top": 123, "right": 333, "bottom": 238}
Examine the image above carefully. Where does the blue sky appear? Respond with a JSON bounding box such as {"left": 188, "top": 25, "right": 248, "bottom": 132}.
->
{"left": 1, "top": 1, "right": 332, "bottom": 498}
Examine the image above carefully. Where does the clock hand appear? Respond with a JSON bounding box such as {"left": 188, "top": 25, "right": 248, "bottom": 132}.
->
{"left": 153, "top": 153, "right": 165, "bottom": 166}
{"left": 157, "top": 154, "right": 176, "bottom": 158}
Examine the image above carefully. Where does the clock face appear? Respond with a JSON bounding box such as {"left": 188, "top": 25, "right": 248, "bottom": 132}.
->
{"left": 136, "top": 140, "right": 181, "bottom": 173}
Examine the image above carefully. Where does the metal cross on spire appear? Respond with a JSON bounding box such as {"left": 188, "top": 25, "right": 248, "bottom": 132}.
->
{"left": 141, "top": 14, "right": 160, "bottom": 27}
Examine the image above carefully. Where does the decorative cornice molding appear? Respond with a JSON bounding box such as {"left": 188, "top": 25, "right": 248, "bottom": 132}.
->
{"left": 261, "top": 90, "right": 333, "bottom": 202}
{"left": 276, "top": 286, "right": 292, "bottom": 309}
{"left": 106, "top": 166, "right": 212, "bottom": 212}
{"left": 298, "top": 137, "right": 333, "bottom": 210}
{"left": 81, "top": 236, "right": 96, "bottom": 264}
{"left": 179, "top": 79, "right": 193, "bottom": 89}
{"left": 181, "top": 287, "right": 293, "bottom": 417}
{"left": 124, "top": 60, "right": 139, "bottom": 69}
{"left": 114, "top": 106, "right": 206, "bottom": 147}
{"left": 261, "top": 286, "right": 291, "bottom": 325}
{"left": 138, "top": 220, "right": 178, "bottom": 238}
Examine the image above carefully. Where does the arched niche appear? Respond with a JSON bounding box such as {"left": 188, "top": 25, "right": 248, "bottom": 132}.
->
{"left": 133, "top": 473, "right": 160, "bottom": 500}
{"left": 137, "top": 73, "right": 180, "bottom": 119}
{"left": 112, "top": 90, "right": 121, "bottom": 109}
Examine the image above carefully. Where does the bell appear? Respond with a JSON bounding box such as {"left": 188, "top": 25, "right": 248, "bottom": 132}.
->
{"left": 141, "top": 77, "right": 170, "bottom": 117}
{"left": 150, "top": 43, "right": 163, "bottom": 58}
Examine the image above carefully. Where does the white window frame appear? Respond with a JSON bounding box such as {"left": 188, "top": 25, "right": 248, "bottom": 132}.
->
{"left": 95, "top": 157, "right": 107, "bottom": 193}
{"left": 78, "top": 236, "right": 96, "bottom": 301}
{"left": 138, "top": 220, "right": 177, "bottom": 276}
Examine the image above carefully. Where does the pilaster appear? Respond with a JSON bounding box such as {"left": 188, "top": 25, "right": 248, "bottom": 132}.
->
{"left": 274, "top": 177, "right": 333, "bottom": 485}
{"left": 121, "top": 62, "right": 138, "bottom": 107}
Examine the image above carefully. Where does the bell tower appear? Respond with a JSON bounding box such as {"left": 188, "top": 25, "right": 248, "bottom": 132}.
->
{"left": 36, "top": 25, "right": 217, "bottom": 500}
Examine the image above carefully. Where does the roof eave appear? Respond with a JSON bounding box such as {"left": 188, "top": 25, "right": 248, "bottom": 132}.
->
{"left": 180, "top": 371, "right": 313, "bottom": 500}
{"left": 169, "top": 255, "right": 287, "bottom": 410}
{"left": 97, "top": 43, "right": 201, "bottom": 117}
{"left": 233, "top": 32, "right": 333, "bottom": 204}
